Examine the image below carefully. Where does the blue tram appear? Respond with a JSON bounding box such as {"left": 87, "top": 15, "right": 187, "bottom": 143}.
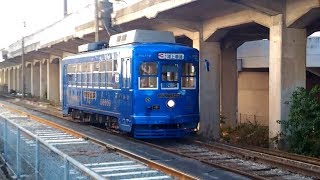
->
{"left": 62, "top": 30, "right": 199, "bottom": 138}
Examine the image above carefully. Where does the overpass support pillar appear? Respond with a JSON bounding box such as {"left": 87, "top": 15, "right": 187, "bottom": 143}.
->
{"left": 269, "top": 15, "right": 306, "bottom": 146}
{"left": 3, "top": 69, "right": 7, "bottom": 88}
{"left": 25, "top": 64, "right": 31, "bottom": 94}
{"left": 40, "top": 60, "right": 48, "bottom": 99}
{"left": 12, "top": 67, "right": 16, "bottom": 91}
{"left": 16, "top": 66, "right": 20, "bottom": 92}
{"left": 0, "top": 69, "right": 3, "bottom": 85}
{"left": 194, "top": 33, "right": 221, "bottom": 140}
{"left": 7, "top": 68, "right": 11, "bottom": 92}
{"left": 19, "top": 67, "right": 23, "bottom": 92}
{"left": 31, "top": 62, "right": 40, "bottom": 97}
{"left": 221, "top": 47, "right": 237, "bottom": 127}
{"left": 47, "top": 56, "right": 60, "bottom": 102}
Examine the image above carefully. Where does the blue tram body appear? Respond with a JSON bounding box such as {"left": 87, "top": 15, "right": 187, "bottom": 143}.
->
{"left": 62, "top": 30, "right": 199, "bottom": 138}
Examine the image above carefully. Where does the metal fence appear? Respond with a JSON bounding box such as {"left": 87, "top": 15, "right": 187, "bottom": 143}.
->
{"left": 0, "top": 115, "right": 104, "bottom": 180}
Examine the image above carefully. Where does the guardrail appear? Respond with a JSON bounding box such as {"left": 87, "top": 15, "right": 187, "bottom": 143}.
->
{"left": 0, "top": 113, "right": 104, "bottom": 180}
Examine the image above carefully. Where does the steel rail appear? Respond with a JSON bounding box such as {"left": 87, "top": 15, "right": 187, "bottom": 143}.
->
{"left": 0, "top": 103, "right": 197, "bottom": 180}
{"left": 5, "top": 97, "right": 320, "bottom": 179}
{"left": 229, "top": 143, "right": 320, "bottom": 166}
{"left": 192, "top": 140, "right": 320, "bottom": 178}
{"left": 91, "top": 126, "right": 320, "bottom": 179}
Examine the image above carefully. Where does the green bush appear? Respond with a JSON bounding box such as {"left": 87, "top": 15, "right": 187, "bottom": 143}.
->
{"left": 221, "top": 121, "right": 269, "bottom": 148}
{"left": 283, "top": 86, "right": 320, "bottom": 157}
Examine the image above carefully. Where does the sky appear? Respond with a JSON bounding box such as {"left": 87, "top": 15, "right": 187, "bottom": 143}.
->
{"left": 0, "top": 0, "right": 140, "bottom": 49}
{"left": 0, "top": 0, "right": 95, "bottom": 49}
{"left": 0, "top": 0, "right": 318, "bottom": 49}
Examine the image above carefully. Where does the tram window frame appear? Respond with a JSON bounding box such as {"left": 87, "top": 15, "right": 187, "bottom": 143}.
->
{"left": 181, "top": 63, "right": 196, "bottom": 89}
{"left": 76, "top": 64, "right": 82, "bottom": 87}
{"left": 113, "top": 59, "right": 121, "bottom": 89}
{"left": 92, "top": 61, "right": 100, "bottom": 88}
{"left": 139, "top": 62, "right": 158, "bottom": 90}
{"left": 99, "top": 60, "right": 106, "bottom": 88}
{"left": 87, "top": 62, "right": 93, "bottom": 88}
{"left": 121, "top": 58, "right": 131, "bottom": 89}
{"left": 106, "top": 60, "right": 113, "bottom": 89}
{"left": 80, "top": 63, "right": 87, "bottom": 87}
{"left": 67, "top": 64, "right": 76, "bottom": 87}
{"left": 161, "top": 64, "right": 179, "bottom": 90}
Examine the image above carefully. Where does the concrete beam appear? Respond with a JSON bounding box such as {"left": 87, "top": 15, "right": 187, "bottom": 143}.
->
{"left": 153, "top": 16, "right": 201, "bottom": 32}
{"left": 286, "top": 0, "right": 320, "bottom": 28}
{"left": 37, "top": 48, "right": 63, "bottom": 57}
{"left": 113, "top": 0, "right": 196, "bottom": 25}
{"left": 51, "top": 43, "right": 78, "bottom": 54}
{"left": 203, "top": 10, "right": 272, "bottom": 42}
{"left": 153, "top": 24, "right": 196, "bottom": 40}
{"left": 25, "top": 51, "right": 50, "bottom": 61}
{"left": 224, "top": 0, "right": 282, "bottom": 15}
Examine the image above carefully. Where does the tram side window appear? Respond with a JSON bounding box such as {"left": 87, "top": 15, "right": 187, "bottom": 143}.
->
{"left": 92, "top": 61, "right": 99, "bottom": 88}
{"left": 182, "top": 63, "right": 196, "bottom": 89}
{"left": 113, "top": 59, "right": 120, "bottom": 89}
{"left": 87, "top": 62, "right": 93, "bottom": 88}
{"left": 122, "top": 59, "right": 131, "bottom": 88}
{"left": 100, "top": 61, "right": 106, "bottom": 88}
{"left": 106, "top": 60, "right": 113, "bottom": 88}
{"left": 67, "top": 64, "right": 76, "bottom": 86}
{"left": 139, "top": 62, "right": 158, "bottom": 89}
{"left": 161, "top": 64, "right": 178, "bottom": 89}
{"left": 126, "top": 60, "right": 131, "bottom": 88}
{"left": 76, "top": 64, "right": 82, "bottom": 87}
{"left": 81, "top": 63, "right": 87, "bottom": 87}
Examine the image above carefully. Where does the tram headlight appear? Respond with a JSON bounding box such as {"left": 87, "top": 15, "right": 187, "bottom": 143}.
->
{"left": 167, "top": 99, "right": 175, "bottom": 108}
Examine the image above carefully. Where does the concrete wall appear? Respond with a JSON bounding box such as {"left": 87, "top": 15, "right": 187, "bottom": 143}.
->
{"left": 238, "top": 37, "right": 320, "bottom": 68}
{"left": 238, "top": 72, "right": 269, "bottom": 126}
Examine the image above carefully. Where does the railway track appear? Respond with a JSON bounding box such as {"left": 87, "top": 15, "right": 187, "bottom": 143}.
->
{"left": 133, "top": 138, "right": 320, "bottom": 180}
{"left": 0, "top": 104, "right": 196, "bottom": 180}
{"left": 2, "top": 96, "right": 320, "bottom": 179}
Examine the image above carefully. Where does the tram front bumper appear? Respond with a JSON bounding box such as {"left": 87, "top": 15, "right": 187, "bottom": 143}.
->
{"left": 132, "top": 114, "right": 199, "bottom": 138}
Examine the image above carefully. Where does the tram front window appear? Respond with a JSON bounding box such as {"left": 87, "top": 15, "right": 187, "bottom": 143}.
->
{"left": 161, "top": 64, "right": 178, "bottom": 89}
{"left": 182, "top": 63, "right": 196, "bottom": 89}
{"left": 139, "top": 62, "right": 158, "bottom": 89}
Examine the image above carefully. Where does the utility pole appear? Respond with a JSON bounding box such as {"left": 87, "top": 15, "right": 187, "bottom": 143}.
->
{"left": 64, "top": 0, "right": 68, "bottom": 17}
{"left": 94, "top": 0, "right": 99, "bottom": 42}
{"left": 21, "top": 21, "right": 26, "bottom": 98}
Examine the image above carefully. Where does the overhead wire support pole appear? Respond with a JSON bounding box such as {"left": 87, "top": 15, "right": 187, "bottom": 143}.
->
{"left": 21, "top": 21, "right": 26, "bottom": 98}
{"left": 94, "top": 0, "right": 99, "bottom": 42}
{"left": 64, "top": 0, "right": 68, "bottom": 17}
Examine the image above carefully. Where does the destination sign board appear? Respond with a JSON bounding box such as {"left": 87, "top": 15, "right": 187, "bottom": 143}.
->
{"left": 158, "top": 53, "right": 184, "bottom": 60}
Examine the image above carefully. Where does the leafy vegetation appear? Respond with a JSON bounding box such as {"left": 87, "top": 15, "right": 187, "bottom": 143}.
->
{"left": 221, "top": 121, "right": 269, "bottom": 148}
{"left": 281, "top": 86, "right": 320, "bottom": 157}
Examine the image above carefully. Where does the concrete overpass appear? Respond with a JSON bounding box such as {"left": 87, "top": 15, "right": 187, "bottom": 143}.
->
{"left": 0, "top": 0, "right": 320, "bottom": 144}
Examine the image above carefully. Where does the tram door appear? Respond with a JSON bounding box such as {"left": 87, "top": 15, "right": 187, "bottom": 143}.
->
{"left": 119, "top": 57, "right": 133, "bottom": 132}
